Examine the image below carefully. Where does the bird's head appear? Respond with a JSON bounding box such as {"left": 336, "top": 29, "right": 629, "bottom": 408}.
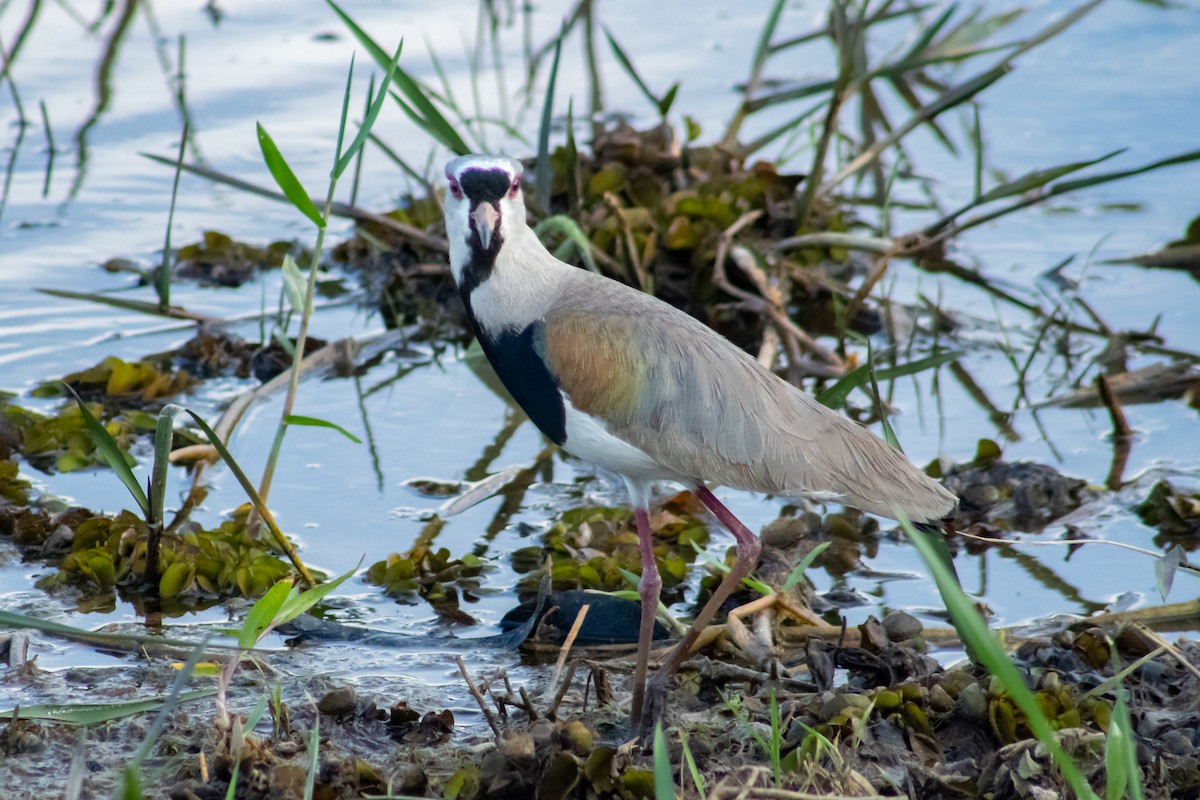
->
{"left": 443, "top": 154, "right": 526, "bottom": 284}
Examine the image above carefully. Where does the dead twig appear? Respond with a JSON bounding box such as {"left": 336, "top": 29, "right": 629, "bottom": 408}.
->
{"left": 1139, "top": 627, "right": 1200, "bottom": 683}
{"left": 141, "top": 153, "right": 449, "bottom": 253}
{"left": 456, "top": 656, "right": 502, "bottom": 738}
{"left": 712, "top": 211, "right": 845, "bottom": 375}
{"left": 551, "top": 603, "right": 589, "bottom": 693}
{"left": 1097, "top": 373, "right": 1133, "bottom": 489}
{"left": 603, "top": 192, "right": 648, "bottom": 291}
{"left": 548, "top": 662, "right": 577, "bottom": 720}
{"left": 1097, "top": 374, "right": 1133, "bottom": 440}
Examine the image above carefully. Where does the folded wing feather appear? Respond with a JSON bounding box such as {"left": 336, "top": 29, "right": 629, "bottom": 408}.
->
{"left": 541, "top": 272, "right": 957, "bottom": 523}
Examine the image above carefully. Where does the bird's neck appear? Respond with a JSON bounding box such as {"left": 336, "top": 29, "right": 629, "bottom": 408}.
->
{"left": 457, "top": 224, "right": 567, "bottom": 338}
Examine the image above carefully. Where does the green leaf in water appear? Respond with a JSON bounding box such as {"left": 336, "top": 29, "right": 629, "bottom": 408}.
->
{"left": 256, "top": 122, "right": 325, "bottom": 229}
{"left": 62, "top": 383, "right": 149, "bottom": 518}
{"left": 1, "top": 689, "right": 216, "bottom": 726}
{"left": 283, "top": 414, "right": 362, "bottom": 444}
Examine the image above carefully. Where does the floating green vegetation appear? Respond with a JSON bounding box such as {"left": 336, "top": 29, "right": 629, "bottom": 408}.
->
{"left": 511, "top": 499, "right": 710, "bottom": 599}
{"left": 3, "top": 501, "right": 294, "bottom": 613}
{"left": 0, "top": 460, "right": 31, "bottom": 505}
{"left": 2, "top": 393, "right": 150, "bottom": 473}
{"left": 174, "top": 230, "right": 295, "bottom": 287}
{"left": 0, "top": 356, "right": 201, "bottom": 473}
{"left": 34, "top": 354, "right": 196, "bottom": 407}
{"left": 365, "top": 544, "right": 489, "bottom": 605}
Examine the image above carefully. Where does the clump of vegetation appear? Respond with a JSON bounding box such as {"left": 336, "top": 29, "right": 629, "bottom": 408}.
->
{"left": 1137, "top": 480, "right": 1200, "bottom": 542}
{"left": 511, "top": 497, "right": 710, "bottom": 600}
{"left": 366, "top": 544, "right": 490, "bottom": 609}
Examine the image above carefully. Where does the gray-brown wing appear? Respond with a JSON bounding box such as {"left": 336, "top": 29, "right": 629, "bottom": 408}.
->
{"left": 541, "top": 272, "right": 956, "bottom": 522}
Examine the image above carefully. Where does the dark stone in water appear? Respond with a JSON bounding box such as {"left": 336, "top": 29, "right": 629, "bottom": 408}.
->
{"left": 498, "top": 590, "right": 669, "bottom": 646}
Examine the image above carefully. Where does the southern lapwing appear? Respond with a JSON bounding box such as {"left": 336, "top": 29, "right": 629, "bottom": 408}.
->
{"left": 442, "top": 154, "right": 958, "bottom": 730}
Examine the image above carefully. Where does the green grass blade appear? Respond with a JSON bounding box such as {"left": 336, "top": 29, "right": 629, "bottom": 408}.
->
{"left": 283, "top": 414, "right": 362, "bottom": 444}
{"left": 0, "top": 609, "right": 232, "bottom": 652}
{"left": 239, "top": 578, "right": 296, "bottom": 649}
{"left": 275, "top": 564, "right": 358, "bottom": 626}
{"left": 1105, "top": 698, "right": 1129, "bottom": 800}
{"left": 679, "top": 730, "right": 705, "bottom": 798}
{"left": 653, "top": 721, "right": 674, "bottom": 800}
{"left": 333, "top": 52, "right": 356, "bottom": 179}
{"left": 603, "top": 27, "right": 663, "bottom": 116}
{"left": 749, "top": 0, "right": 788, "bottom": 81}
{"left": 817, "top": 350, "right": 963, "bottom": 409}
{"left": 975, "top": 148, "right": 1125, "bottom": 206}
{"left": 1108, "top": 680, "right": 1144, "bottom": 800}
{"left": 658, "top": 83, "right": 679, "bottom": 117}
{"left": 157, "top": 121, "right": 187, "bottom": 312}
{"left": 535, "top": 214, "right": 598, "bottom": 273}
{"left": 184, "top": 410, "right": 315, "bottom": 586}
{"left": 769, "top": 689, "right": 782, "bottom": 787}
{"left": 243, "top": 693, "right": 269, "bottom": 732}
{"left": 150, "top": 404, "right": 184, "bottom": 526}
{"left": 334, "top": 39, "right": 403, "bottom": 180}
{"left": 896, "top": 4, "right": 958, "bottom": 66}
{"left": 686, "top": 541, "right": 771, "bottom": 595}
{"left": 3, "top": 689, "right": 216, "bottom": 727}
{"left": 867, "top": 343, "right": 900, "bottom": 451}
{"left": 303, "top": 713, "right": 320, "bottom": 800}
{"left": 116, "top": 766, "right": 142, "bottom": 800}
{"left": 62, "top": 383, "right": 149, "bottom": 518}
{"left": 38, "top": 287, "right": 212, "bottom": 322}
{"left": 902, "top": 511, "right": 1100, "bottom": 800}
{"left": 1050, "top": 148, "right": 1200, "bottom": 195}
{"left": 535, "top": 25, "right": 564, "bottom": 207}
{"left": 782, "top": 541, "right": 831, "bottom": 591}
{"left": 280, "top": 254, "right": 307, "bottom": 314}
{"left": 256, "top": 122, "right": 325, "bottom": 229}
{"left": 326, "top": 0, "right": 469, "bottom": 154}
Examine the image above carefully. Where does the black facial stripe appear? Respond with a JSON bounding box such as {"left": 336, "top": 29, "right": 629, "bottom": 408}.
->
{"left": 458, "top": 214, "right": 504, "bottom": 297}
{"left": 459, "top": 168, "right": 511, "bottom": 204}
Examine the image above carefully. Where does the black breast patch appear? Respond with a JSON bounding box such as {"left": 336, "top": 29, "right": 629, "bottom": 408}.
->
{"left": 475, "top": 320, "right": 567, "bottom": 446}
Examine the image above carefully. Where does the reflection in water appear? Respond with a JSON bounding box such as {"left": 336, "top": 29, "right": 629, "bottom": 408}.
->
{"left": 68, "top": 0, "right": 139, "bottom": 201}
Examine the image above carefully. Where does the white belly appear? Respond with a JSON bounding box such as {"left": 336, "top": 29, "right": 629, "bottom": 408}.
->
{"left": 560, "top": 397, "right": 692, "bottom": 484}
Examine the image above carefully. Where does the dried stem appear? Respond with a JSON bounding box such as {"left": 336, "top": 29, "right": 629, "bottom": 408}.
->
{"left": 456, "top": 656, "right": 502, "bottom": 738}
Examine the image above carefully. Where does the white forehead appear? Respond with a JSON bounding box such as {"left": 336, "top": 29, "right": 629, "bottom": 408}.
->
{"left": 444, "top": 154, "right": 523, "bottom": 181}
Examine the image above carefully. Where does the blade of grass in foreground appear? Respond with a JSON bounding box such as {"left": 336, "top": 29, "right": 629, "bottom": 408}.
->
{"left": 333, "top": 39, "right": 403, "bottom": 180}
{"left": 901, "top": 511, "right": 1099, "bottom": 800}
{"left": 0, "top": 609, "right": 233, "bottom": 653}
{"left": 326, "top": 0, "right": 469, "bottom": 154}
{"left": 63, "top": 384, "right": 149, "bottom": 518}
{"left": 535, "top": 24, "right": 564, "bottom": 206}
{"left": 284, "top": 414, "right": 362, "bottom": 444}
{"left": 817, "top": 349, "right": 963, "bottom": 409}
{"left": 185, "top": 410, "right": 315, "bottom": 586}
{"left": 38, "top": 288, "right": 217, "bottom": 323}
{"left": 653, "top": 721, "right": 674, "bottom": 800}
{"left": 2, "top": 690, "right": 216, "bottom": 726}
{"left": 156, "top": 121, "right": 187, "bottom": 312}
{"left": 257, "top": 123, "right": 325, "bottom": 229}
{"left": 150, "top": 404, "right": 184, "bottom": 525}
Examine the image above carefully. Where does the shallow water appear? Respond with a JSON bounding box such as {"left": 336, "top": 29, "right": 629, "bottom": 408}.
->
{"left": 0, "top": 0, "right": 1198, "bottom": 719}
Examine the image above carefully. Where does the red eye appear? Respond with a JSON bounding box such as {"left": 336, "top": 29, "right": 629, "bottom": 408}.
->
{"left": 509, "top": 179, "right": 520, "bottom": 198}
{"left": 448, "top": 180, "right": 463, "bottom": 200}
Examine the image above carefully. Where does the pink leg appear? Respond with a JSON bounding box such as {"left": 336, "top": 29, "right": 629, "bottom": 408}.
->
{"left": 629, "top": 504, "right": 661, "bottom": 731}
{"left": 639, "top": 485, "right": 761, "bottom": 732}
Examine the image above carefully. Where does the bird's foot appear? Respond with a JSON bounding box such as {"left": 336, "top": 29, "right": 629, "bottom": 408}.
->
{"left": 633, "top": 671, "right": 671, "bottom": 741}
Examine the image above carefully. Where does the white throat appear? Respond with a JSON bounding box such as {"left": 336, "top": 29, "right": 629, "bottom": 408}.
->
{"left": 462, "top": 224, "right": 568, "bottom": 335}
